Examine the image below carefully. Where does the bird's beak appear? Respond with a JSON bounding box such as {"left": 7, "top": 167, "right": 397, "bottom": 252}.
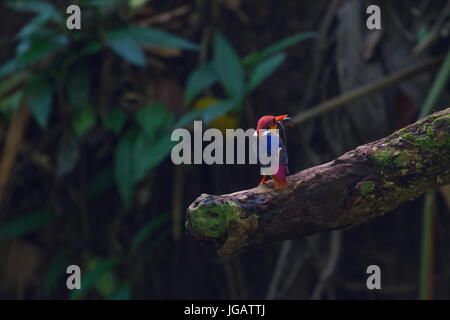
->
{"left": 275, "top": 115, "right": 288, "bottom": 122}
{"left": 275, "top": 115, "right": 294, "bottom": 127}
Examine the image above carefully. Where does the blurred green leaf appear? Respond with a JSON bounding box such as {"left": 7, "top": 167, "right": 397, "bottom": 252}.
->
{"left": 16, "top": 14, "right": 54, "bottom": 40}
{"left": 81, "top": 0, "right": 124, "bottom": 7}
{"left": 242, "top": 52, "right": 262, "bottom": 69}
{"left": 88, "top": 166, "right": 114, "bottom": 200}
{"left": 112, "top": 283, "right": 131, "bottom": 300}
{"left": 81, "top": 41, "right": 103, "bottom": 56}
{"left": 243, "top": 31, "right": 316, "bottom": 68}
{"left": 56, "top": 130, "right": 79, "bottom": 177}
{"left": 95, "top": 270, "right": 118, "bottom": 299}
{"left": 5, "top": 0, "right": 58, "bottom": 14}
{"left": 0, "top": 73, "right": 26, "bottom": 114}
{"left": 114, "top": 128, "right": 139, "bottom": 206}
{"left": 69, "top": 258, "right": 119, "bottom": 300}
{"left": 0, "top": 59, "right": 21, "bottom": 79}
{"left": 25, "top": 74, "right": 52, "bottom": 127}
{"left": 202, "top": 99, "right": 237, "bottom": 124}
{"left": 0, "top": 90, "right": 22, "bottom": 115}
{"left": 0, "top": 72, "right": 27, "bottom": 97}
{"left": 0, "top": 210, "right": 56, "bottom": 238}
{"left": 132, "top": 132, "right": 174, "bottom": 184}
{"left": 185, "top": 63, "right": 217, "bottom": 105}
{"left": 44, "top": 250, "right": 70, "bottom": 296}
{"left": 129, "top": 0, "right": 149, "bottom": 7}
{"left": 136, "top": 103, "right": 174, "bottom": 140}
{"left": 247, "top": 52, "right": 287, "bottom": 93}
{"left": 173, "top": 109, "right": 205, "bottom": 128}
{"left": 418, "top": 50, "right": 450, "bottom": 119}
{"left": 72, "top": 104, "right": 96, "bottom": 137}
{"left": 102, "top": 107, "right": 126, "bottom": 134}
{"left": 213, "top": 32, "right": 245, "bottom": 100}
{"left": 126, "top": 26, "right": 199, "bottom": 51}
{"left": 417, "top": 26, "right": 428, "bottom": 42}
{"left": 19, "top": 33, "right": 68, "bottom": 66}
{"left": 67, "top": 65, "right": 91, "bottom": 108}
{"left": 260, "top": 31, "right": 317, "bottom": 58}
{"left": 131, "top": 212, "right": 170, "bottom": 253}
{"left": 106, "top": 29, "right": 146, "bottom": 67}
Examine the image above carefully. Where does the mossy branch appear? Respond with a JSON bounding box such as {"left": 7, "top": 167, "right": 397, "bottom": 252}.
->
{"left": 185, "top": 108, "right": 450, "bottom": 256}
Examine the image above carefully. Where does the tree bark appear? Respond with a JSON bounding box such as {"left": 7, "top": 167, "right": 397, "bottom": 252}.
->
{"left": 185, "top": 108, "right": 450, "bottom": 256}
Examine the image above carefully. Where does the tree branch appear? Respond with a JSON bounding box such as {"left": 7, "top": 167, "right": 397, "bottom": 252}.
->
{"left": 185, "top": 108, "right": 450, "bottom": 256}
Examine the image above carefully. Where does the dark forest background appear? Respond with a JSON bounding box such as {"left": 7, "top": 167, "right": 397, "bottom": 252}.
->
{"left": 0, "top": 0, "right": 449, "bottom": 299}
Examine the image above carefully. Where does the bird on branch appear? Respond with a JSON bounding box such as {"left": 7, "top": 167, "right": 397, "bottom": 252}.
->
{"left": 253, "top": 114, "right": 294, "bottom": 189}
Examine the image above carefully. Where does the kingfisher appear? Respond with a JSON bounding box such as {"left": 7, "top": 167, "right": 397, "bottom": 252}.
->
{"left": 253, "top": 114, "right": 293, "bottom": 190}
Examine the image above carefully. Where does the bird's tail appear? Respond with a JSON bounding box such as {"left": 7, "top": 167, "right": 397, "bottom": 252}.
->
{"left": 272, "top": 164, "right": 288, "bottom": 189}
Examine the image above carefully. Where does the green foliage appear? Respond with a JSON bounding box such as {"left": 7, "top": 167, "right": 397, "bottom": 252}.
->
{"left": 102, "top": 108, "right": 126, "bottom": 134}
{"left": 106, "top": 28, "right": 147, "bottom": 67}
{"left": 44, "top": 250, "right": 71, "bottom": 296}
{"left": 25, "top": 74, "right": 53, "bottom": 127}
{"left": 131, "top": 212, "right": 170, "bottom": 253}
{"left": 0, "top": 210, "right": 56, "bottom": 238}
{"left": 69, "top": 257, "right": 119, "bottom": 300}
{"left": 56, "top": 130, "right": 80, "bottom": 177}
{"left": 126, "top": 26, "right": 200, "bottom": 51}
{"left": 202, "top": 99, "right": 237, "bottom": 124}
{"left": 113, "top": 103, "right": 175, "bottom": 205}
{"left": 247, "top": 52, "right": 287, "bottom": 93}
{"left": 0, "top": 1, "right": 315, "bottom": 215}
{"left": 182, "top": 30, "right": 316, "bottom": 126}
{"left": 213, "top": 32, "right": 245, "bottom": 100}
{"left": 114, "top": 128, "right": 139, "bottom": 206}
{"left": 185, "top": 63, "right": 217, "bottom": 105}
{"left": 67, "top": 64, "right": 91, "bottom": 109}
{"left": 72, "top": 103, "right": 97, "bottom": 137}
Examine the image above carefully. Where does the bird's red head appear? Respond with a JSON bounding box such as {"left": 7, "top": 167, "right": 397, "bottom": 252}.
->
{"left": 256, "top": 115, "right": 288, "bottom": 135}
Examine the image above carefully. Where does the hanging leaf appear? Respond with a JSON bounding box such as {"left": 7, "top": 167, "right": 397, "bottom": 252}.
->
{"left": 243, "top": 31, "right": 317, "bottom": 68}
{"left": 114, "top": 128, "right": 139, "bottom": 206}
{"left": 56, "top": 130, "right": 79, "bottom": 177}
{"left": 0, "top": 72, "right": 27, "bottom": 97}
{"left": 25, "top": 74, "right": 52, "bottom": 127}
{"left": 0, "top": 210, "right": 56, "bottom": 238}
{"left": 0, "top": 90, "right": 22, "bottom": 115}
{"left": 19, "top": 34, "right": 69, "bottom": 66}
{"left": 67, "top": 65, "right": 91, "bottom": 109}
{"left": 44, "top": 250, "right": 70, "bottom": 296}
{"left": 260, "top": 31, "right": 317, "bottom": 58}
{"left": 213, "top": 32, "right": 245, "bottom": 100}
{"left": 202, "top": 99, "right": 237, "bottom": 125}
{"left": 131, "top": 212, "right": 170, "bottom": 253}
{"left": 132, "top": 132, "right": 174, "bottom": 184}
{"left": 185, "top": 63, "right": 217, "bottom": 105}
{"left": 126, "top": 26, "right": 199, "bottom": 51}
{"left": 173, "top": 109, "right": 205, "bottom": 128}
{"left": 102, "top": 107, "right": 126, "bottom": 134}
{"left": 106, "top": 29, "right": 146, "bottom": 67}
{"left": 136, "top": 103, "right": 174, "bottom": 140}
{"left": 72, "top": 104, "right": 96, "bottom": 137}
{"left": 247, "top": 52, "right": 287, "bottom": 93}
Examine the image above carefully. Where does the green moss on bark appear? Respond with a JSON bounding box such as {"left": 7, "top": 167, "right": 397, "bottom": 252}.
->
{"left": 188, "top": 200, "right": 242, "bottom": 239}
{"left": 360, "top": 181, "right": 375, "bottom": 195}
